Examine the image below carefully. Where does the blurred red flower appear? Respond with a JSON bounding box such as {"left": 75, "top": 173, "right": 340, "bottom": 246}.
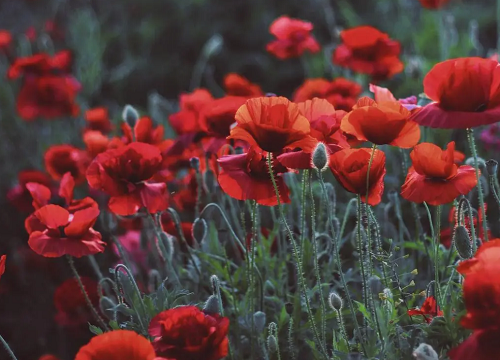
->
{"left": 114, "top": 230, "right": 149, "bottom": 272}
{"left": 0, "top": 30, "right": 12, "bottom": 52}
{"left": 199, "top": 96, "right": 248, "bottom": 138}
{"left": 407, "top": 296, "right": 443, "bottom": 323}
{"left": 38, "top": 355, "right": 61, "bottom": 360}
{"left": 149, "top": 306, "right": 229, "bottom": 360}
{"left": 26, "top": 204, "right": 105, "bottom": 258}
{"left": 401, "top": 142, "right": 477, "bottom": 205}
{"left": 84, "top": 107, "right": 112, "bottom": 134}
{"left": 419, "top": 0, "right": 450, "bottom": 9}
{"left": 449, "top": 329, "right": 500, "bottom": 360}
{"left": 223, "top": 73, "right": 263, "bottom": 97}
{"left": 333, "top": 26, "right": 403, "bottom": 81}
{"left": 410, "top": 57, "right": 500, "bottom": 128}
{"left": 0, "top": 255, "right": 6, "bottom": 281}
{"left": 218, "top": 148, "right": 290, "bottom": 206}
{"left": 86, "top": 142, "right": 168, "bottom": 215}
{"left": 329, "top": 148, "right": 386, "bottom": 205}
{"left": 75, "top": 330, "right": 158, "bottom": 360}
{"left": 161, "top": 214, "right": 194, "bottom": 247}
{"left": 111, "top": 116, "right": 169, "bottom": 150}
{"left": 341, "top": 97, "right": 420, "bottom": 147}
{"left": 44, "top": 144, "right": 90, "bottom": 184}
{"left": 169, "top": 88, "right": 214, "bottom": 135}
{"left": 84, "top": 130, "right": 110, "bottom": 158}
{"left": 7, "top": 170, "right": 53, "bottom": 212}
{"left": 228, "top": 96, "right": 317, "bottom": 154}
{"left": 293, "top": 78, "right": 362, "bottom": 112}
{"left": 54, "top": 277, "right": 99, "bottom": 327}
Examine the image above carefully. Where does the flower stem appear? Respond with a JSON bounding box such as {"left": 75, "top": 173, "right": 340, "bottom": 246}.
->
{"left": 423, "top": 203, "right": 441, "bottom": 309}
{"left": 356, "top": 196, "right": 369, "bottom": 313}
{"left": 0, "top": 335, "right": 17, "bottom": 360}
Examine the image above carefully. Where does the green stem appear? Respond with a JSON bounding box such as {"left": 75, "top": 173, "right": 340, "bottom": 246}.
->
{"left": 423, "top": 203, "right": 441, "bottom": 309}
{"left": 0, "top": 335, "right": 17, "bottom": 360}
{"left": 356, "top": 196, "right": 369, "bottom": 313}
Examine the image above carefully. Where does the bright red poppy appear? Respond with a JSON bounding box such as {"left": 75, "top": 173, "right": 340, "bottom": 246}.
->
{"left": 0, "top": 255, "right": 5, "bottom": 281}
{"left": 149, "top": 306, "right": 229, "bottom": 360}
{"left": 449, "top": 329, "right": 500, "bottom": 360}
{"left": 369, "top": 84, "right": 419, "bottom": 112}
{"left": 84, "top": 130, "right": 110, "bottom": 158}
{"left": 7, "top": 170, "right": 53, "bottom": 212}
{"left": 400, "top": 142, "right": 477, "bottom": 205}
{"left": 419, "top": 0, "right": 451, "bottom": 9}
{"left": 333, "top": 26, "right": 403, "bottom": 81}
{"left": 54, "top": 277, "right": 99, "bottom": 327}
{"left": 223, "top": 73, "right": 263, "bottom": 97}
{"left": 227, "top": 96, "right": 317, "bottom": 154}
{"left": 407, "top": 296, "right": 443, "bottom": 323}
{"left": 44, "top": 145, "right": 90, "bottom": 185}
{"left": 329, "top": 148, "right": 386, "bottom": 205}
{"left": 293, "top": 78, "right": 362, "bottom": 112}
{"left": 84, "top": 107, "right": 112, "bottom": 134}
{"left": 457, "top": 238, "right": 500, "bottom": 276}
{"left": 26, "top": 204, "right": 105, "bottom": 258}
{"left": 169, "top": 89, "right": 214, "bottom": 135}
{"left": 410, "top": 57, "right": 500, "bottom": 128}
{"left": 75, "top": 330, "right": 158, "bottom": 360}
{"left": 341, "top": 97, "right": 420, "bottom": 147}
{"left": 86, "top": 142, "right": 168, "bottom": 215}
{"left": 266, "top": 16, "right": 320, "bottom": 59}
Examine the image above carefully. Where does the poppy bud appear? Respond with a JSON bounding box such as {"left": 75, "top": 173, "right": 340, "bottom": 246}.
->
{"left": 328, "top": 292, "right": 343, "bottom": 311}
{"left": 267, "top": 335, "right": 278, "bottom": 353}
{"left": 368, "top": 276, "right": 383, "bottom": 295}
{"left": 99, "top": 296, "right": 116, "bottom": 320}
{"left": 191, "top": 218, "right": 207, "bottom": 244}
{"left": 285, "top": 302, "right": 293, "bottom": 315}
{"left": 426, "top": 281, "right": 436, "bottom": 298}
{"left": 203, "top": 169, "right": 216, "bottom": 193}
{"left": 412, "top": 343, "right": 438, "bottom": 360}
{"left": 122, "top": 104, "right": 139, "bottom": 128}
{"left": 264, "top": 280, "right": 276, "bottom": 296}
{"left": 253, "top": 311, "right": 267, "bottom": 333}
{"left": 159, "top": 232, "right": 174, "bottom": 261}
{"left": 454, "top": 225, "right": 472, "bottom": 259}
{"left": 486, "top": 159, "right": 498, "bottom": 176}
{"left": 147, "top": 269, "right": 162, "bottom": 292}
{"left": 203, "top": 294, "right": 220, "bottom": 315}
{"left": 190, "top": 157, "right": 200, "bottom": 172}
{"left": 202, "top": 34, "right": 223, "bottom": 58}
{"left": 210, "top": 274, "right": 220, "bottom": 293}
{"left": 311, "top": 142, "right": 329, "bottom": 172}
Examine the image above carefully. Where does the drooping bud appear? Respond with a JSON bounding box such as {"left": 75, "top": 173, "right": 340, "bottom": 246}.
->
{"left": 486, "top": 159, "right": 498, "bottom": 176}
{"left": 267, "top": 335, "right": 278, "bottom": 353}
{"left": 253, "top": 311, "right": 267, "bottom": 333}
{"left": 203, "top": 295, "right": 220, "bottom": 315}
{"left": 412, "top": 343, "right": 438, "bottom": 360}
{"left": 311, "top": 142, "right": 329, "bottom": 172}
{"left": 122, "top": 104, "right": 139, "bottom": 128}
{"left": 192, "top": 218, "right": 207, "bottom": 244}
{"left": 328, "top": 292, "right": 343, "bottom": 311}
{"left": 453, "top": 225, "right": 473, "bottom": 259}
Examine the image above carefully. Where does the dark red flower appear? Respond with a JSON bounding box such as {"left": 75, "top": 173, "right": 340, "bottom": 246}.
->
{"left": 8, "top": 51, "right": 72, "bottom": 79}
{"left": 419, "top": 0, "right": 450, "bottom": 9}
{"left": 169, "top": 89, "right": 214, "bottom": 135}
{"left": 26, "top": 204, "right": 105, "bottom": 258}
{"left": 84, "top": 130, "right": 110, "bottom": 158}
{"left": 407, "top": 296, "right": 443, "bottom": 323}
{"left": 149, "top": 305, "right": 229, "bottom": 360}
{"left": 200, "top": 96, "right": 248, "bottom": 138}
{"left": 410, "top": 57, "right": 500, "bottom": 128}
{"left": 45, "top": 145, "right": 90, "bottom": 184}
{"left": 400, "top": 142, "right": 477, "bottom": 205}
{"left": 54, "top": 277, "right": 99, "bottom": 327}
{"left": 223, "top": 73, "right": 263, "bottom": 97}
{"left": 85, "top": 107, "right": 112, "bottom": 134}
{"left": 333, "top": 26, "right": 403, "bottom": 81}
{"left": 329, "top": 148, "right": 386, "bottom": 205}
{"left": 75, "top": 330, "right": 158, "bottom": 360}
{"left": 449, "top": 329, "right": 500, "bottom": 360}
{"left": 218, "top": 148, "right": 290, "bottom": 206}
{"left": 7, "top": 170, "right": 53, "bottom": 212}
{"left": 86, "top": 142, "right": 168, "bottom": 216}
{"left": 293, "top": 78, "right": 362, "bottom": 112}
{"left": 0, "top": 255, "right": 5, "bottom": 281}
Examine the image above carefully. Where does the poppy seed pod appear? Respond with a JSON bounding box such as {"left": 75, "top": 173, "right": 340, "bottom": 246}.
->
{"left": 311, "top": 142, "right": 329, "bottom": 172}
{"left": 328, "top": 292, "right": 343, "bottom": 311}
{"left": 203, "top": 295, "right": 220, "bottom": 315}
{"left": 122, "top": 104, "right": 139, "bottom": 128}
{"left": 486, "top": 159, "right": 498, "bottom": 176}
{"left": 267, "top": 335, "right": 278, "bottom": 353}
{"left": 412, "top": 343, "right": 438, "bottom": 360}
{"left": 454, "top": 225, "right": 473, "bottom": 259}
{"left": 192, "top": 218, "right": 207, "bottom": 244}
{"left": 253, "top": 311, "right": 267, "bottom": 333}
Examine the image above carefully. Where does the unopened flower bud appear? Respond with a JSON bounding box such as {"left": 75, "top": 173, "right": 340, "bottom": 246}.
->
{"left": 122, "top": 104, "right": 139, "bottom": 128}
{"left": 253, "top": 311, "right": 267, "bottom": 333}
{"left": 203, "top": 295, "right": 220, "bottom": 315}
{"left": 413, "top": 343, "right": 438, "bottom": 360}
{"left": 486, "top": 159, "right": 498, "bottom": 176}
{"left": 368, "top": 276, "right": 383, "bottom": 295}
{"left": 192, "top": 218, "right": 207, "bottom": 244}
{"left": 267, "top": 335, "right": 278, "bottom": 353}
{"left": 454, "top": 225, "right": 472, "bottom": 259}
{"left": 147, "top": 269, "right": 162, "bottom": 292}
{"left": 311, "top": 142, "right": 329, "bottom": 172}
{"left": 190, "top": 157, "right": 200, "bottom": 172}
{"left": 264, "top": 280, "right": 276, "bottom": 296}
{"left": 210, "top": 275, "right": 220, "bottom": 293}
{"left": 328, "top": 292, "right": 343, "bottom": 311}
{"left": 285, "top": 302, "right": 293, "bottom": 315}
{"left": 411, "top": 269, "right": 418, "bottom": 275}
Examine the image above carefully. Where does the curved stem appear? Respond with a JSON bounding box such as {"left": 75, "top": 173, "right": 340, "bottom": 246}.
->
{"left": 0, "top": 335, "right": 17, "bottom": 360}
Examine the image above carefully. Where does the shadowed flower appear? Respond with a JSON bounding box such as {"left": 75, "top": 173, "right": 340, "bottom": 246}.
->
{"left": 149, "top": 305, "right": 229, "bottom": 360}
{"left": 84, "top": 130, "right": 110, "bottom": 158}
{"left": 44, "top": 145, "right": 90, "bottom": 185}
{"left": 0, "top": 255, "right": 5, "bottom": 281}
{"left": 333, "top": 26, "right": 403, "bottom": 81}
{"left": 329, "top": 148, "right": 386, "bottom": 205}
{"left": 54, "top": 277, "right": 99, "bottom": 327}
{"left": 419, "top": 0, "right": 451, "bottom": 9}
{"left": 0, "top": 30, "right": 12, "bottom": 53}
{"left": 38, "top": 355, "right": 61, "bottom": 360}
{"left": 86, "top": 142, "right": 168, "bottom": 215}
{"left": 407, "top": 296, "right": 443, "bottom": 323}
{"left": 449, "top": 330, "right": 500, "bottom": 360}
{"left": 169, "top": 88, "right": 214, "bottom": 135}
{"left": 114, "top": 230, "right": 149, "bottom": 271}
{"left": 228, "top": 96, "right": 317, "bottom": 154}
{"left": 223, "top": 73, "right": 263, "bottom": 97}
{"left": 401, "top": 142, "right": 477, "bottom": 205}
{"left": 410, "top": 57, "right": 500, "bottom": 128}
{"left": 84, "top": 107, "right": 112, "bottom": 134}
{"left": 480, "top": 123, "right": 500, "bottom": 151}
{"left": 7, "top": 170, "right": 53, "bottom": 212}
{"left": 200, "top": 96, "right": 248, "bottom": 138}
{"left": 113, "top": 116, "right": 169, "bottom": 149}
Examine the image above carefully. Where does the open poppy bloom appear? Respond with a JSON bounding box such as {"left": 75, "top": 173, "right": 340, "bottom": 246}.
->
{"left": 266, "top": 16, "right": 320, "bottom": 59}
{"left": 410, "top": 57, "right": 500, "bottom": 128}
{"left": 369, "top": 84, "right": 419, "bottom": 111}
{"left": 400, "top": 142, "right": 477, "bottom": 205}
{"left": 7, "top": 170, "right": 53, "bottom": 212}
{"left": 169, "top": 88, "right": 214, "bottom": 135}
{"left": 86, "top": 142, "right": 168, "bottom": 216}
{"left": 84, "top": 130, "right": 110, "bottom": 158}
{"left": 293, "top": 78, "right": 362, "bottom": 112}
{"left": 26, "top": 204, "right": 105, "bottom": 258}
{"left": 44, "top": 145, "right": 90, "bottom": 185}
{"left": 223, "top": 73, "right": 263, "bottom": 98}
{"left": 149, "top": 305, "right": 229, "bottom": 360}
{"left": 75, "top": 330, "right": 158, "bottom": 360}
{"left": 333, "top": 26, "right": 403, "bottom": 81}
{"left": 227, "top": 96, "right": 317, "bottom": 154}
{"left": 329, "top": 148, "right": 386, "bottom": 205}
{"left": 341, "top": 97, "right": 420, "bottom": 147}
{"left": 0, "top": 255, "right": 5, "bottom": 281}
{"left": 407, "top": 296, "right": 443, "bottom": 323}
{"left": 419, "top": 0, "right": 450, "bottom": 9}
{"left": 112, "top": 116, "right": 169, "bottom": 150}
{"left": 84, "top": 107, "right": 112, "bottom": 134}
{"left": 218, "top": 148, "right": 290, "bottom": 206}
{"left": 54, "top": 277, "right": 99, "bottom": 327}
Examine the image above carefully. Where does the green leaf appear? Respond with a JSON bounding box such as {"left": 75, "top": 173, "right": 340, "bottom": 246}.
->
{"left": 89, "top": 324, "right": 103, "bottom": 335}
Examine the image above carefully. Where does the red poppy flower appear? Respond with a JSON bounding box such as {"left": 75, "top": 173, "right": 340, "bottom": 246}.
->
{"left": 149, "top": 305, "right": 229, "bottom": 360}
{"left": 449, "top": 329, "right": 500, "bottom": 360}
{"left": 114, "top": 230, "right": 149, "bottom": 271}
{"left": 329, "top": 148, "right": 386, "bottom": 205}
{"left": 84, "top": 130, "right": 110, "bottom": 158}
{"left": 75, "top": 330, "right": 158, "bottom": 360}
{"left": 26, "top": 204, "right": 105, "bottom": 257}
{"left": 169, "top": 89, "right": 214, "bottom": 135}
{"left": 293, "top": 78, "right": 362, "bottom": 112}
{"left": 171, "top": 171, "right": 202, "bottom": 212}
{"left": 333, "top": 26, "right": 404, "bottom": 81}
{"left": 410, "top": 57, "right": 500, "bottom": 128}
{"left": 369, "top": 84, "right": 420, "bottom": 112}
{"left": 85, "top": 107, "right": 112, "bottom": 134}
{"left": 0, "top": 255, "right": 5, "bottom": 281}
{"left": 54, "top": 277, "right": 99, "bottom": 327}
{"left": 44, "top": 145, "right": 90, "bottom": 184}
{"left": 224, "top": 73, "right": 263, "bottom": 97}
{"left": 419, "top": 0, "right": 450, "bottom": 9}
{"left": 407, "top": 296, "right": 443, "bottom": 323}
{"left": 400, "top": 142, "right": 477, "bottom": 205}
{"left": 218, "top": 148, "right": 290, "bottom": 206}
{"left": 228, "top": 96, "right": 317, "bottom": 154}
{"left": 7, "top": 51, "right": 72, "bottom": 79}
{"left": 86, "top": 142, "right": 168, "bottom": 216}
{"left": 200, "top": 96, "right": 248, "bottom": 138}
{"left": 0, "top": 30, "right": 12, "bottom": 53}
{"left": 341, "top": 97, "right": 420, "bottom": 147}
{"left": 266, "top": 16, "right": 320, "bottom": 59}
{"left": 457, "top": 238, "right": 500, "bottom": 276}
{"left": 7, "top": 170, "right": 53, "bottom": 212}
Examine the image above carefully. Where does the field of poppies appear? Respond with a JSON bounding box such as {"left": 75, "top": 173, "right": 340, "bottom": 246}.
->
{"left": 1, "top": 0, "right": 500, "bottom": 359}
